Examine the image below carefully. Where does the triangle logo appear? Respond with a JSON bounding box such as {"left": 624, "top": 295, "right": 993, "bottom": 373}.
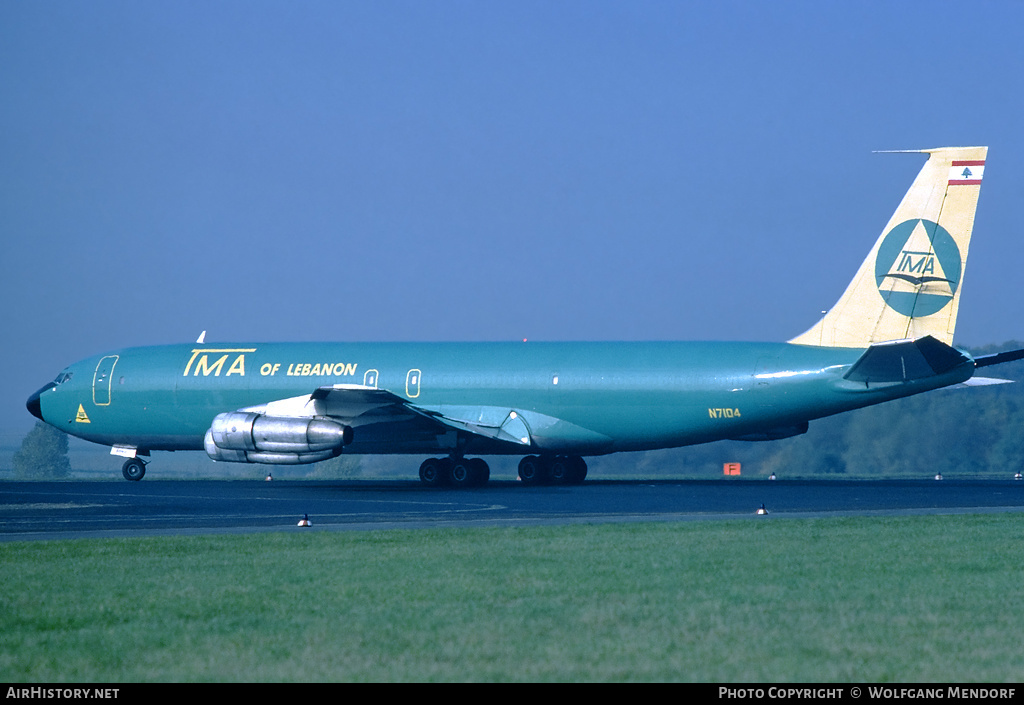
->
{"left": 874, "top": 219, "right": 962, "bottom": 318}
{"left": 880, "top": 220, "right": 954, "bottom": 295}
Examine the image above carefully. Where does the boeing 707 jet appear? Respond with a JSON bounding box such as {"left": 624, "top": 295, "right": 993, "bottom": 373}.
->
{"left": 26, "top": 146, "right": 1024, "bottom": 485}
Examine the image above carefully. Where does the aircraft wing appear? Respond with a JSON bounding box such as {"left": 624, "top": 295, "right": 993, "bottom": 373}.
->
{"left": 239, "top": 384, "right": 534, "bottom": 450}
{"left": 309, "top": 384, "right": 534, "bottom": 446}
{"left": 308, "top": 384, "right": 419, "bottom": 425}
{"left": 238, "top": 383, "right": 611, "bottom": 452}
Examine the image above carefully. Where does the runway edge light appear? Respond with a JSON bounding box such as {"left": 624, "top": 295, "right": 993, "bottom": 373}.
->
{"left": 756, "top": 503, "right": 768, "bottom": 515}
{"left": 298, "top": 514, "right": 312, "bottom": 527}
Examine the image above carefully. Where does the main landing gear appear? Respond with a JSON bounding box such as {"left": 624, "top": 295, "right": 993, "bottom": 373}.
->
{"left": 121, "top": 458, "right": 147, "bottom": 482}
{"left": 417, "top": 455, "right": 589, "bottom": 488}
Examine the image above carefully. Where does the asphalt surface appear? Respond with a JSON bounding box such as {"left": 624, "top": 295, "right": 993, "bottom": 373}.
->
{"left": 2, "top": 478, "right": 1024, "bottom": 541}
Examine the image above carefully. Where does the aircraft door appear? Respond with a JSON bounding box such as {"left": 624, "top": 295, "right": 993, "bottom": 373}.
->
{"left": 93, "top": 355, "right": 119, "bottom": 406}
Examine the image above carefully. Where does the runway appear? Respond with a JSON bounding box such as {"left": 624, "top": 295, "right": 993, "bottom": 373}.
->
{"left": 3, "top": 478, "right": 1024, "bottom": 542}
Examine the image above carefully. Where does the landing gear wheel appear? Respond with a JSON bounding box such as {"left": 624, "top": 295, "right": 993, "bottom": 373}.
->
{"left": 470, "top": 458, "right": 490, "bottom": 485}
{"left": 420, "top": 457, "right": 491, "bottom": 488}
{"left": 518, "top": 455, "right": 548, "bottom": 485}
{"left": 449, "top": 458, "right": 491, "bottom": 488}
{"left": 449, "top": 459, "right": 473, "bottom": 487}
{"left": 419, "top": 457, "right": 451, "bottom": 486}
{"left": 122, "top": 458, "right": 146, "bottom": 482}
{"left": 568, "top": 456, "right": 588, "bottom": 484}
{"left": 549, "top": 455, "right": 587, "bottom": 484}
{"left": 549, "top": 456, "right": 573, "bottom": 484}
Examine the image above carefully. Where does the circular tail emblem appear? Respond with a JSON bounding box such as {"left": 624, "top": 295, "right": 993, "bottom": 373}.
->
{"left": 874, "top": 219, "right": 961, "bottom": 317}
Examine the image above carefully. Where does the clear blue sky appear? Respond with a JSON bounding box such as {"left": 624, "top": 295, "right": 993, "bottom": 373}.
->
{"left": 2, "top": 1, "right": 1023, "bottom": 431}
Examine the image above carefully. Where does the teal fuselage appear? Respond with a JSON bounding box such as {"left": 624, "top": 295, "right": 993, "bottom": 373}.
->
{"left": 33, "top": 340, "right": 975, "bottom": 458}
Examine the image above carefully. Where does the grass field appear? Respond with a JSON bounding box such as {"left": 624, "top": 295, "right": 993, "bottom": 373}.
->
{"left": 2, "top": 514, "right": 1023, "bottom": 682}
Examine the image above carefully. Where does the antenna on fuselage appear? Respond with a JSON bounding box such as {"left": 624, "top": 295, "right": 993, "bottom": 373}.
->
{"left": 196, "top": 331, "right": 207, "bottom": 344}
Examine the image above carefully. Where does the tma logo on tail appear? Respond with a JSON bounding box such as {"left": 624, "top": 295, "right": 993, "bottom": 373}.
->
{"left": 874, "top": 219, "right": 962, "bottom": 317}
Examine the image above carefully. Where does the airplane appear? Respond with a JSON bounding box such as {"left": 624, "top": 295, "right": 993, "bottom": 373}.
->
{"left": 26, "top": 146, "right": 1024, "bottom": 486}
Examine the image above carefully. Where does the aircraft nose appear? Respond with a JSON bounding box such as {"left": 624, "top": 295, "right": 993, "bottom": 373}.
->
{"left": 26, "top": 384, "right": 54, "bottom": 421}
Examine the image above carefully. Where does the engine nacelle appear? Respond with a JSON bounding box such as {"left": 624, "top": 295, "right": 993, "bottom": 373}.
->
{"left": 204, "top": 412, "right": 353, "bottom": 464}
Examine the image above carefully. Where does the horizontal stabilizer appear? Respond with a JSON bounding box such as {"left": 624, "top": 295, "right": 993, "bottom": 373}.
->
{"left": 973, "top": 347, "right": 1024, "bottom": 369}
{"left": 844, "top": 336, "right": 970, "bottom": 383}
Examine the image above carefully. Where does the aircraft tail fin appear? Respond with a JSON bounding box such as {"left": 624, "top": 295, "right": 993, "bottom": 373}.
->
{"left": 789, "top": 146, "right": 987, "bottom": 348}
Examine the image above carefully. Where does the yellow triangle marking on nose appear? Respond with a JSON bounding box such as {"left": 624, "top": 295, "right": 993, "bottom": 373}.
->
{"left": 75, "top": 404, "right": 91, "bottom": 423}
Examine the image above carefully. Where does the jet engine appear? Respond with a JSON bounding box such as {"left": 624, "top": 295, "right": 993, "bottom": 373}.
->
{"left": 204, "top": 411, "right": 353, "bottom": 464}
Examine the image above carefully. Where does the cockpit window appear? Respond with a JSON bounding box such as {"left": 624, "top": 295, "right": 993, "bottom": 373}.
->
{"left": 54, "top": 371, "right": 74, "bottom": 385}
